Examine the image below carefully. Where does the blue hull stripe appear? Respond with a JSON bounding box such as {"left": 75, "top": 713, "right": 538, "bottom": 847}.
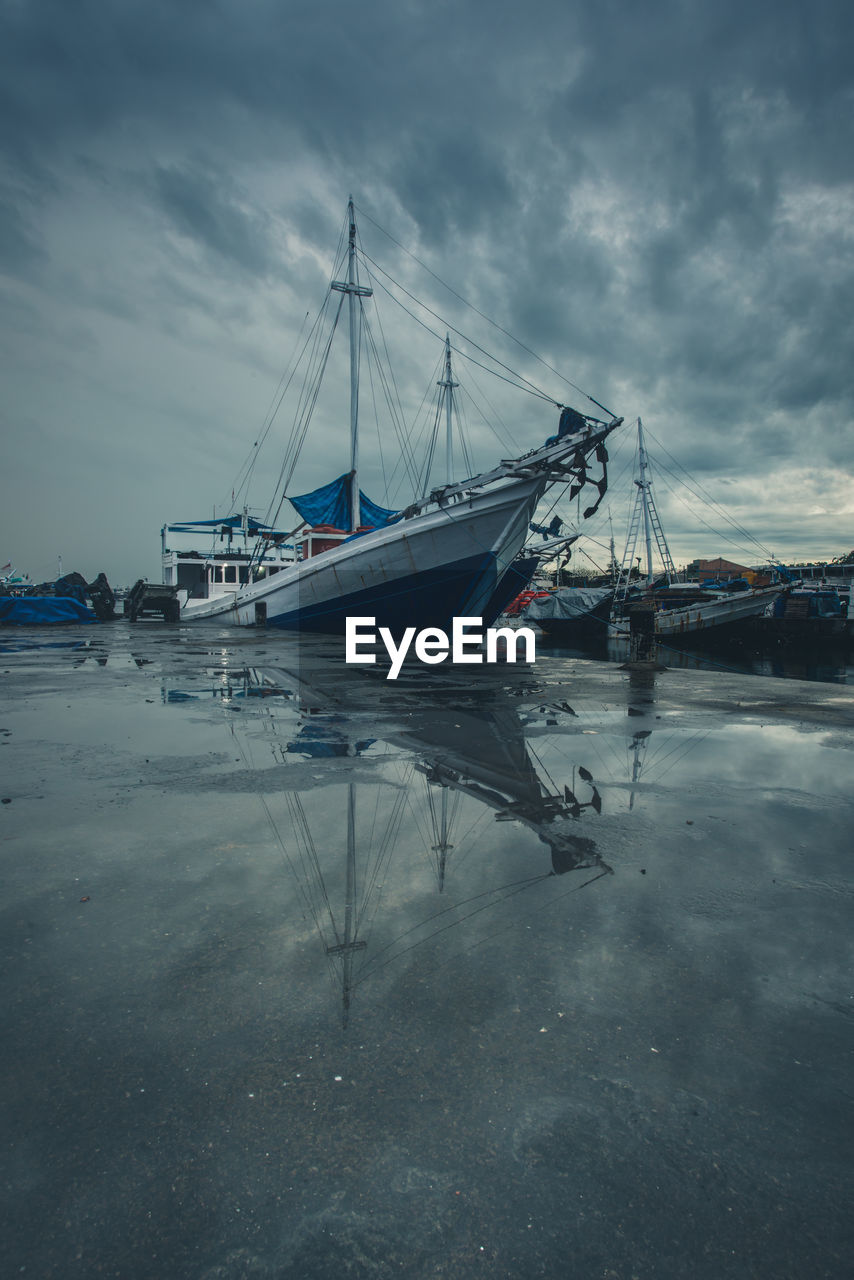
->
{"left": 264, "top": 553, "right": 496, "bottom": 633}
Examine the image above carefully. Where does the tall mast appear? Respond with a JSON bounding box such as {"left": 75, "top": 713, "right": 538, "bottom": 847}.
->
{"left": 438, "top": 334, "right": 458, "bottom": 485}
{"left": 608, "top": 511, "right": 617, "bottom": 586}
{"left": 613, "top": 418, "right": 676, "bottom": 607}
{"left": 331, "top": 197, "right": 372, "bottom": 532}
{"left": 637, "top": 418, "right": 655, "bottom": 585}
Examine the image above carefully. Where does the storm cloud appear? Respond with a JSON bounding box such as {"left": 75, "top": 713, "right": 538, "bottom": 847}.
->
{"left": 1, "top": 0, "right": 852, "bottom": 582}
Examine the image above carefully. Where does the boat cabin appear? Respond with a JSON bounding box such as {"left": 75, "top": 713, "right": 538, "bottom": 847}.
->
{"left": 161, "top": 515, "right": 298, "bottom": 602}
{"left": 298, "top": 525, "right": 351, "bottom": 559}
{"left": 161, "top": 515, "right": 358, "bottom": 603}
{"left": 773, "top": 588, "right": 847, "bottom": 620}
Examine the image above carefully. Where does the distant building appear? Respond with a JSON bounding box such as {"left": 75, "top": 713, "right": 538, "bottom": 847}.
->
{"left": 688, "top": 557, "right": 753, "bottom": 583}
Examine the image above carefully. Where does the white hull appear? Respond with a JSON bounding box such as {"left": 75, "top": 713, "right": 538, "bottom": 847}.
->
{"left": 180, "top": 474, "right": 544, "bottom": 631}
{"left": 610, "top": 585, "right": 784, "bottom": 638}
{"left": 653, "top": 585, "right": 783, "bottom": 636}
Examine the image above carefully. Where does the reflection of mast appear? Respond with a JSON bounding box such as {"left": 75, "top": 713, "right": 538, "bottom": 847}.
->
{"left": 243, "top": 659, "right": 617, "bottom": 1022}
{"left": 429, "top": 785, "right": 454, "bottom": 892}
{"left": 628, "top": 730, "right": 651, "bottom": 811}
{"left": 325, "top": 783, "right": 367, "bottom": 1028}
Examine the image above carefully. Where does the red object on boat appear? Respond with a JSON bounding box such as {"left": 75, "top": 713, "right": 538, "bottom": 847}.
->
{"left": 504, "top": 589, "right": 550, "bottom": 617}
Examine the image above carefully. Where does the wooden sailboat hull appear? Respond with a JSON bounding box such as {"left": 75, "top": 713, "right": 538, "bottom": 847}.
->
{"left": 651, "top": 586, "right": 782, "bottom": 638}
{"left": 179, "top": 474, "right": 544, "bottom": 633}
{"left": 609, "top": 586, "right": 784, "bottom": 642}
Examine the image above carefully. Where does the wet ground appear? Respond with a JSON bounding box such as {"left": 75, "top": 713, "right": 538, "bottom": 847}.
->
{"left": 2, "top": 622, "right": 852, "bottom": 1279}
{"left": 536, "top": 630, "right": 854, "bottom": 686}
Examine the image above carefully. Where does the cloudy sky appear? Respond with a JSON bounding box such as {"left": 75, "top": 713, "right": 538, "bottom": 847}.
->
{"left": 1, "top": 0, "right": 852, "bottom": 585}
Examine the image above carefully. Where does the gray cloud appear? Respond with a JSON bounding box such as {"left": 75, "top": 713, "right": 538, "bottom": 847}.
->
{"left": 0, "top": 187, "right": 47, "bottom": 271}
{"left": 1, "top": 0, "right": 852, "bottom": 582}
{"left": 153, "top": 162, "right": 276, "bottom": 276}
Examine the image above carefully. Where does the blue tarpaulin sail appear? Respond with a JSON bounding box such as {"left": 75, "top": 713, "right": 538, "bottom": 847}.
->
{"left": 289, "top": 474, "right": 399, "bottom": 530}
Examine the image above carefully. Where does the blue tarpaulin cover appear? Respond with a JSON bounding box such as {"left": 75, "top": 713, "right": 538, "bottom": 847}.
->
{"left": 165, "top": 516, "right": 290, "bottom": 536}
{"left": 0, "top": 597, "right": 98, "bottom": 625}
{"left": 289, "top": 474, "right": 399, "bottom": 530}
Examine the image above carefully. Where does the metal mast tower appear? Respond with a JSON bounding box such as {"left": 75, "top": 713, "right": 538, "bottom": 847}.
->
{"left": 614, "top": 418, "right": 676, "bottom": 606}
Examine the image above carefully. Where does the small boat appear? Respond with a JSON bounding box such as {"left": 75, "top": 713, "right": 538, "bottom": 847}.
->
{"left": 612, "top": 577, "right": 785, "bottom": 648}
{"left": 168, "top": 199, "right": 622, "bottom": 633}
{"left": 646, "top": 580, "right": 784, "bottom": 639}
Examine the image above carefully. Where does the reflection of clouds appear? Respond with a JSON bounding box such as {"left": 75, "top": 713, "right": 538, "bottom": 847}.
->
{"left": 640, "top": 721, "right": 853, "bottom": 800}
{"left": 22, "top": 627, "right": 854, "bottom": 1275}
{"left": 150, "top": 640, "right": 853, "bottom": 1049}
{"left": 18, "top": 626, "right": 852, "bottom": 1279}
{"left": 201, "top": 657, "right": 625, "bottom": 1022}
{"left": 492, "top": 687, "right": 854, "bottom": 1112}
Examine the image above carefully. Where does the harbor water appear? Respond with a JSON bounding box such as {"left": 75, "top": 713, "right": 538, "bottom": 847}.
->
{"left": 2, "top": 622, "right": 852, "bottom": 1278}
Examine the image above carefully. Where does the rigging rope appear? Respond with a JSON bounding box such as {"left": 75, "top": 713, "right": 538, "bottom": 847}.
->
{"left": 263, "top": 293, "right": 345, "bottom": 533}
{"left": 359, "top": 250, "right": 558, "bottom": 406}
{"left": 222, "top": 309, "right": 311, "bottom": 515}
{"left": 361, "top": 307, "right": 422, "bottom": 494}
{"left": 353, "top": 201, "right": 617, "bottom": 418}
{"left": 457, "top": 366, "right": 522, "bottom": 455}
{"left": 358, "top": 872, "right": 552, "bottom": 981}
{"left": 643, "top": 426, "right": 778, "bottom": 563}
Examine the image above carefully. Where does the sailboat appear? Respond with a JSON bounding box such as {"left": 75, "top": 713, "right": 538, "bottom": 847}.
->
{"left": 166, "top": 199, "right": 623, "bottom": 633}
{"left": 609, "top": 419, "right": 782, "bottom": 644}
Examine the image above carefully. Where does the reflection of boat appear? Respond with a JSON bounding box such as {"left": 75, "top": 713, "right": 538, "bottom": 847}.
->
{"left": 270, "top": 658, "right": 613, "bottom": 870}
{"left": 158, "top": 642, "right": 712, "bottom": 1024}
{"left": 237, "top": 653, "right": 614, "bottom": 1024}
{"left": 171, "top": 200, "right": 621, "bottom": 633}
